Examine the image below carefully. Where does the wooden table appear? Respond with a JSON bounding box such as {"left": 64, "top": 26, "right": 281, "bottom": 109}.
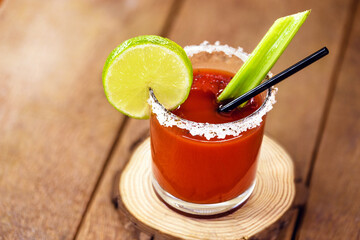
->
{"left": 1, "top": 0, "right": 359, "bottom": 239}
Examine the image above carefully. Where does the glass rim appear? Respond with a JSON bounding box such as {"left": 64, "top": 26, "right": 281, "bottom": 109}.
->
{"left": 150, "top": 87, "right": 273, "bottom": 123}
{"left": 148, "top": 42, "right": 277, "bottom": 140}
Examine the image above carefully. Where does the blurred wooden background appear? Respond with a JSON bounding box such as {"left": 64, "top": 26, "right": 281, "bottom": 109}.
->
{"left": 0, "top": 0, "right": 359, "bottom": 239}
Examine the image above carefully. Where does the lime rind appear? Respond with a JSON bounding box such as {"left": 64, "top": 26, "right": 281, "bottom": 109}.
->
{"left": 103, "top": 35, "right": 190, "bottom": 80}
{"left": 103, "top": 35, "right": 193, "bottom": 119}
{"left": 217, "top": 10, "right": 310, "bottom": 102}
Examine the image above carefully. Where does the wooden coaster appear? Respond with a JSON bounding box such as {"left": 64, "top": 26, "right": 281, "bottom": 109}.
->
{"left": 118, "top": 136, "right": 295, "bottom": 239}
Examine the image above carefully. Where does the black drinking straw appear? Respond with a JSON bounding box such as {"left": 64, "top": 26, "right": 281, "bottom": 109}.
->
{"left": 218, "top": 47, "right": 329, "bottom": 112}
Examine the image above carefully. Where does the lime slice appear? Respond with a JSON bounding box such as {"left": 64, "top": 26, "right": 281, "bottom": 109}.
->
{"left": 217, "top": 10, "right": 310, "bottom": 102}
{"left": 103, "top": 35, "right": 193, "bottom": 119}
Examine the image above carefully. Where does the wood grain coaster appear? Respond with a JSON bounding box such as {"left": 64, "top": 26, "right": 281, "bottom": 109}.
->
{"left": 117, "top": 136, "right": 295, "bottom": 239}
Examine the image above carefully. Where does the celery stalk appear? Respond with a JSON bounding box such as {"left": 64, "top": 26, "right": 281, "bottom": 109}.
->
{"left": 217, "top": 10, "right": 310, "bottom": 102}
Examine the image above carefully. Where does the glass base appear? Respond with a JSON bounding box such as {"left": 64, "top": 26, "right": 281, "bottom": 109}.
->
{"left": 152, "top": 176, "right": 256, "bottom": 216}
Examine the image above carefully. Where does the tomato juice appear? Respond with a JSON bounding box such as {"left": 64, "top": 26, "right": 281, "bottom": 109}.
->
{"left": 150, "top": 69, "right": 266, "bottom": 204}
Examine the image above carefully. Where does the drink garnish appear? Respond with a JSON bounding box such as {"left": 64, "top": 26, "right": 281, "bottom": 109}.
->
{"left": 102, "top": 35, "right": 193, "bottom": 119}
{"left": 217, "top": 10, "right": 311, "bottom": 103}
{"left": 218, "top": 47, "right": 329, "bottom": 112}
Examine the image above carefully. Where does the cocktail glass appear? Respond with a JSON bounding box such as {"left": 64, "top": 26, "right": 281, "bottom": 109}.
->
{"left": 149, "top": 42, "right": 276, "bottom": 216}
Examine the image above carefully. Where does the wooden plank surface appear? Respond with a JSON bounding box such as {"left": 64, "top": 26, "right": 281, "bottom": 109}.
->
{"left": 75, "top": 119, "right": 151, "bottom": 240}
{"left": 298, "top": 2, "right": 360, "bottom": 239}
{"left": 0, "top": 0, "right": 173, "bottom": 239}
{"left": 73, "top": 1, "right": 177, "bottom": 239}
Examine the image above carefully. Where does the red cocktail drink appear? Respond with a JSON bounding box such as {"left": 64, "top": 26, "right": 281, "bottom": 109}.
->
{"left": 149, "top": 43, "right": 276, "bottom": 215}
{"left": 152, "top": 69, "right": 265, "bottom": 203}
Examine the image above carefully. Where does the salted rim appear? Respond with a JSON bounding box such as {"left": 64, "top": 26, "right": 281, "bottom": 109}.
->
{"left": 148, "top": 42, "right": 277, "bottom": 140}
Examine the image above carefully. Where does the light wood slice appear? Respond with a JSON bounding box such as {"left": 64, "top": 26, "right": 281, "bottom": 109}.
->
{"left": 118, "top": 136, "right": 295, "bottom": 239}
